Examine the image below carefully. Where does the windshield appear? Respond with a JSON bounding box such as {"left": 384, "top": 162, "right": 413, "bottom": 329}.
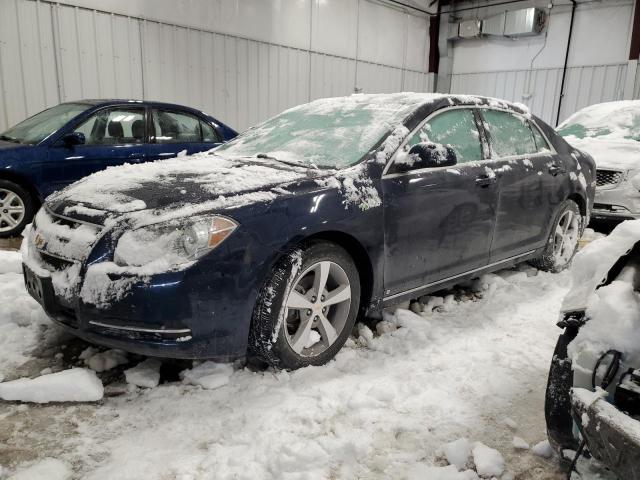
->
{"left": 215, "top": 95, "right": 419, "bottom": 168}
{"left": 0, "top": 103, "right": 92, "bottom": 145}
{"left": 558, "top": 101, "right": 640, "bottom": 142}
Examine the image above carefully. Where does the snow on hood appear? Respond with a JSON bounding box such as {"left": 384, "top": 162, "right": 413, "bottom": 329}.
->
{"left": 562, "top": 135, "right": 639, "bottom": 171}
{"left": 48, "top": 152, "right": 313, "bottom": 215}
{"left": 562, "top": 219, "right": 640, "bottom": 312}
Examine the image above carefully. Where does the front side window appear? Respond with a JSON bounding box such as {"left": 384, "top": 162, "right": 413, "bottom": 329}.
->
{"left": 1, "top": 103, "right": 91, "bottom": 145}
{"left": 152, "top": 110, "right": 202, "bottom": 144}
{"left": 407, "top": 108, "right": 483, "bottom": 163}
{"left": 74, "top": 107, "right": 145, "bottom": 146}
{"left": 201, "top": 120, "right": 221, "bottom": 143}
{"left": 482, "top": 110, "right": 537, "bottom": 157}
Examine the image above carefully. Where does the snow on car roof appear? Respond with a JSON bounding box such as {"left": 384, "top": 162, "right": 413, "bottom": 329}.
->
{"left": 559, "top": 100, "right": 640, "bottom": 141}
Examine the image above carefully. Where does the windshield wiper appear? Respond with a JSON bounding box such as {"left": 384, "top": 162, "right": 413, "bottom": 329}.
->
{"left": 256, "top": 153, "right": 306, "bottom": 168}
{"left": 0, "top": 134, "right": 20, "bottom": 144}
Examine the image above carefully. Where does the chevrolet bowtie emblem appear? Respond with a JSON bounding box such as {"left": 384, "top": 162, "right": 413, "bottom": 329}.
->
{"left": 34, "top": 233, "right": 45, "bottom": 249}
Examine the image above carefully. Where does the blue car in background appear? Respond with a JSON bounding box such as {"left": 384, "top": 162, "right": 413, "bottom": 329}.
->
{"left": 0, "top": 100, "right": 237, "bottom": 237}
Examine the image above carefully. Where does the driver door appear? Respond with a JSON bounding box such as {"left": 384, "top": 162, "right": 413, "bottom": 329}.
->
{"left": 381, "top": 108, "right": 500, "bottom": 297}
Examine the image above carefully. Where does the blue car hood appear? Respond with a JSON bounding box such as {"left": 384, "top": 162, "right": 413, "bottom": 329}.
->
{"left": 46, "top": 152, "right": 332, "bottom": 222}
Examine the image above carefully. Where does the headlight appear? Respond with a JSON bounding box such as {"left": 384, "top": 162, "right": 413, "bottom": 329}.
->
{"left": 114, "top": 215, "right": 238, "bottom": 268}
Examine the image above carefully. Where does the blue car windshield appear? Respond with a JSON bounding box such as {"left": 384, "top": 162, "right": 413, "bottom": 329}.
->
{"left": 215, "top": 95, "right": 418, "bottom": 168}
{"left": 0, "top": 103, "right": 91, "bottom": 145}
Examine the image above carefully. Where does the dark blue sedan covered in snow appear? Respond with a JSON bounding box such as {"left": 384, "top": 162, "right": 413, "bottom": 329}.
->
{"left": 0, "top": 100, "right": 237, "bottom": 237}
{"left": 22, "top": 93, "right": 595, "bottom": 369}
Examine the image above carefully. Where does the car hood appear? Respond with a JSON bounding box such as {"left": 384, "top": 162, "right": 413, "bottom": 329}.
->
{"left": 563, "top": 135, "right": 639, "bottom": 171}
{"left": 47, "top": 152, "right": 331, "bottom": 222}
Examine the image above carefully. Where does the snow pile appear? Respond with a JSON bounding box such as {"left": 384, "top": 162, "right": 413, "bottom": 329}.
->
{"left": 0, "top": 250, "right": 50, "bottom": 374}
{"left": 9, "top": 458, "right": 72, "bottom": 480}
{"left": 531, "top": 440, "right": 553, "bottom": 458}
{"left": 125, "top": 359, "right": 162, "bottom": 389}
{"left": 0, "top": 369, "right": 103, "bottom": 403}
{"left": 471, "top": 442, "right": 505, "bottom": 477}
{"left": 180, "top": 362, "right": 234, "bottom": 390}
{"left": 82, "top": 348, "right": 128, "bottom": 372}
{"left": 512, "top": 436, "right": 529, "bottom": 450}
{"left": 562, "top": 219, "right": 640, "bottom": 312}
{"left": 442, "top": 438, "right": 472, "bottom": 470}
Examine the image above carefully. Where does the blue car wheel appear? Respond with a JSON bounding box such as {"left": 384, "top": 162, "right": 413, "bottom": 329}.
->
{"left": 0, "top": 180, "right": 35, "bottom": 238}
{"left": 249, "top": 240, "right": 361, "bottom": 369}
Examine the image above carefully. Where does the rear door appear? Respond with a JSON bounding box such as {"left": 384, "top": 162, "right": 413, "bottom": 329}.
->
{"left": 147, "top": 108, "right": 223, "bottom": 161}
{"left": 382, "top": 107, "right": 500, "bottom": 297}
{"left": 44, "top": 105, "right": 147, "bottom": 194}
{"left": 479, "top": 108, "right": 564, "bottom": 262}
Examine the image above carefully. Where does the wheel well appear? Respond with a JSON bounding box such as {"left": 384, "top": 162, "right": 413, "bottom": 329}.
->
{"left": 305, "top": 231, "right": 374, "bottom": 315}
{"left": 567, "top": 193, "right": 586, "bottom": 217}
{"left": 0, "top": 172, "right": 41, "bottom": 209}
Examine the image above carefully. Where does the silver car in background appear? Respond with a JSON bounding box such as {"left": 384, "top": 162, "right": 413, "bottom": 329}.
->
{"left": 558, "top": 100, "right": 640, "bottom": 221}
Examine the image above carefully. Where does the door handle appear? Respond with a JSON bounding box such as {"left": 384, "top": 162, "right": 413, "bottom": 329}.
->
{"left": 475, "top": 174, "right": 497, "bottom": 187}
{"left": 548, "top": 165, "right": 566, "bottom": 176}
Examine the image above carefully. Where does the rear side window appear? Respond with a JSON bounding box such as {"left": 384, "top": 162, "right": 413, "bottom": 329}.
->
{"left": 482, "top": 110, "right": 537, "bottom": 157}
{"left": 152, "top": 109, "right": 202, "bottom": 144}
{"left": 530, "top": 122, "right": 550, "bottom": 152}
{"left": 74, "top": 107, "right": 145, "bottom": 145}
{"left": 200, "top": 120, "right": 221, "bottom": 143}
{"left": 408, "top": 109, "right": 483, "bottom": 163}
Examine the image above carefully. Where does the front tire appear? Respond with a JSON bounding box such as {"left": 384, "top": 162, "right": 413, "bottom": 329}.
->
{"left": 0, "top": 180, "right": 35, "bottom": 238}
{"left": 248, "top": 241, "right": 361, "bottom": 369}
{"left": 530, "top": 199, "right": 582, "bottom": 273}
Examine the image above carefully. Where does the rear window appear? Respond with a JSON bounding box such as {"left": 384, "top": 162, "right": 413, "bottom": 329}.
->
{"left": 482, "top": 110, "right": 537, "bottom": 157}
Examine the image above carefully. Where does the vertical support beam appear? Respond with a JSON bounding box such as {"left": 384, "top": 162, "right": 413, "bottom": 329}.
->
{"left": 625, "top": 0, "right": 640, "bottom": 99}
{"left": 630, "top": 0, "right": 640, "bottom": 61}
{"left": 428, "top": 11, "right": 439, "bottom": 74}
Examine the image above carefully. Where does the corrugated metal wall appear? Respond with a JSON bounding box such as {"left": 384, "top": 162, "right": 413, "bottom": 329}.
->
{"left": 450, "top": 63, "right": 631, "bottom": 125}
{"left": 0, "top": 0, "right": 434, "bottom": 132}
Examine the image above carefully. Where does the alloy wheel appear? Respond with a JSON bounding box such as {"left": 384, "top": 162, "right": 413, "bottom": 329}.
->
{"left": 0, "top": 188, "right": 25, "bottom": 233}
{"left": 553, "top": 209, "right": 580, "bottom": 265}
{"left": 284, "top": 260, "right": 352, "bottom": 357}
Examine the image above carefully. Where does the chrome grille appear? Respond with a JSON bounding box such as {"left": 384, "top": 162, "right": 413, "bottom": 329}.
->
{"left": 596, "top": 169, "right": 623, "bottom": 188}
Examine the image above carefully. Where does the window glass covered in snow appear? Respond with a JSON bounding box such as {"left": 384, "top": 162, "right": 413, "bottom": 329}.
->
{"left": 408, "top": 109, "right": 482, "bottom": 163}
{"left": 558, "top": 100, "right": 640, "bottom": 142}
{"left": 482, "top": 110, "right": 537, "bottom": 157}
{"left": 214, "top": 95, "right": 418, "bottom": 168}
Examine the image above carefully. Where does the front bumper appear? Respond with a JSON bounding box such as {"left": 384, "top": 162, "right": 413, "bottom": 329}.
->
{"left": 23, "top": 262, "right": 258, "bottom": 360}
{"left": 592, "top": 181, "right": 640, "bottom": 220}
{"left": 572, "top": 388, "right": 640, "bottom": 480}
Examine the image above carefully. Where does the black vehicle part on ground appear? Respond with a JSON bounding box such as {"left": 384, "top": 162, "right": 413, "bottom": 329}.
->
{"left": 571, "top": 385, "right": 640, "bottom": 480}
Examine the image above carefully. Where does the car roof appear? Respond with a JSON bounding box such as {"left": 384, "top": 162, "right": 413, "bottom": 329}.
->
{"left": 67, "top": 99, "right": 208, "bottom": 112}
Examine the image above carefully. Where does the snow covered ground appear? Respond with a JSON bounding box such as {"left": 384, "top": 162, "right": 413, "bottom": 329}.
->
{"left": 0, "top": 243, "right": 610, "bottom": 479}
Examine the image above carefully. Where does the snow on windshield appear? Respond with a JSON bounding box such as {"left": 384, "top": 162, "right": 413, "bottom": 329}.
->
{"left": 558, "top": 100, "right": 640, "bottom": 141}
{"left": 215, "top": 93, "right": 446, "bottom": 168}
{"left": 558, "top": 101, "right": 640, "bottom": 170}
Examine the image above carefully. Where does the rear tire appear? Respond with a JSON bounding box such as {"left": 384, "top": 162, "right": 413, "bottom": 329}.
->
{"left": 530, "top": 199, "right": 583, "bottom": 273}
{"left": 0, "top": 180, "right": 35, "bottom": 238}
{"left": 248, "top": 241, "right": 361, "bottom": 370}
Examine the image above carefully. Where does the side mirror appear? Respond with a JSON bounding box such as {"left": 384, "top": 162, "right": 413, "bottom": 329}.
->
{"left": 396, "top": 142, "right": 457, "bottom": 172}
{"left": 61, "top": 132, "right": 85, "bottom": 147}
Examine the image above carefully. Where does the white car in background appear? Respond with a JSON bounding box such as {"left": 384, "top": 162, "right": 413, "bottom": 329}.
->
{"left": 558, "top": 100, "right": 640, "bottom": 221}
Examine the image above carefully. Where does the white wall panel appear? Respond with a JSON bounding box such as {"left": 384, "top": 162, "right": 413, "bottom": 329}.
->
{"left": 0, "top": 0, "right": 433, "bottom": 132}
{"left": 451, "top": 63, "right": 629, "bottom": 125}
